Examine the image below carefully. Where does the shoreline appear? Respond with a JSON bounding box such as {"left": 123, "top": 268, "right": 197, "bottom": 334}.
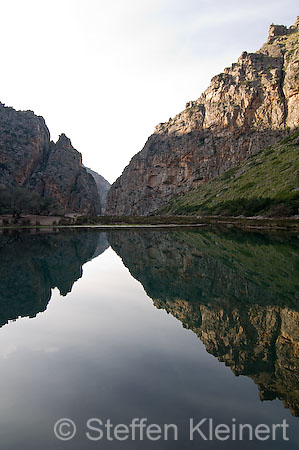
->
{"left": 0, "top": 215, "right": 299, "bottom": 232}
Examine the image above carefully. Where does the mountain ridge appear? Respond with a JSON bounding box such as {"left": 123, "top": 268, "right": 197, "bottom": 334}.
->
{"left": 0, "top": 103, "right": 105, "bottom": 215}
{"left": 106, "top": 18, "right": 299, "bottom": 216}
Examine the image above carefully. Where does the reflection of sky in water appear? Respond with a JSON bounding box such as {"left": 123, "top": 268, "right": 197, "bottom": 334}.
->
{"left": 0, "top": 246, "right": 297, "bottom": 450}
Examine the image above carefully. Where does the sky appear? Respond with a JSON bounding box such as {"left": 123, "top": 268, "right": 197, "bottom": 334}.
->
{"left": 0, "top": 1, "right": 297, "bottom": 183}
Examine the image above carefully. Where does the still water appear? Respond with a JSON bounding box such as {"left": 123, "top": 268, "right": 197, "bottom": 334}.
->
{"left": 0, "top": 228, "right": 298, "bottom": 449}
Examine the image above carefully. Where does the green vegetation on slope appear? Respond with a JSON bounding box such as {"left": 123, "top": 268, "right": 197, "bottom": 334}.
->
{"left": 158, "top": 131, "right": 299, "bottom": 217}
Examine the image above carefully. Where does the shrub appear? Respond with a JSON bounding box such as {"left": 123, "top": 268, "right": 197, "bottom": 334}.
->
{"left": 21, "top": 219, "right": 31, "bottom": 226}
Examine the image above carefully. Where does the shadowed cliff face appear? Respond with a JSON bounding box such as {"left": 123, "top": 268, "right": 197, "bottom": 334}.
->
{"left": 0, "top": 105, "right": 101, "bottom": 215}
{"left": 106, "top": 19, "right": 299, "bottom": 215}
{"left": 84, "top": 166, "right": 111, "bottom": 213}
{"left": 0, "top": 231, "right": 109, "bottom": 328}
{"left": 108, "top": 229, "right": 299, "bottom": 416}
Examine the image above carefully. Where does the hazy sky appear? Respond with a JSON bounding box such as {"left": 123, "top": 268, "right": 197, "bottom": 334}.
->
{"left": 0, "top": 1, "right": 297, "bottom": 183}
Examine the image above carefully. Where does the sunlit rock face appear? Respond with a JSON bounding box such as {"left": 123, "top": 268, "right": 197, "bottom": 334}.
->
{"left": 108, "top": 229, "right": 299, "bottom": 416}
{"left": 0, "top": 231, "right": 109, "bottom": 327}
{"left": 0, "top": 105, "right": 101, "bottom": 215}
{"left": 106, "top": 18, "right": 299, "bottom": 215}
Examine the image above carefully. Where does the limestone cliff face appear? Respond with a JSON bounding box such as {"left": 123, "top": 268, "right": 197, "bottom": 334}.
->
{"left": 83, "top": 166, "right": 111, "bottom": 213}
{"left": 0, "top": 104, "right": 101, "bottom": 215}
{"left": 108, "top": 229, "right": 299, "bottom": 415}
{"left": 106, "top": 19, "right": 299, "bottom": 215}
{"left": 0, "top": 104, "right": 50, "bottom": 187}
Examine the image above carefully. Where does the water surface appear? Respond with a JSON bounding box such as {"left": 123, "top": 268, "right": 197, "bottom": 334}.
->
{"left": 0, "top": 228, "right": 298, "bottom": 449}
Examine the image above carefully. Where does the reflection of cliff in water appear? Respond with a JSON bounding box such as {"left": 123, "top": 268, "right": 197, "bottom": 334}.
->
{"left": 108, "top": 229, "right": 299, "bottom": 416}
{"left": 0, "top": 230, "right": 109, "bottom": 327}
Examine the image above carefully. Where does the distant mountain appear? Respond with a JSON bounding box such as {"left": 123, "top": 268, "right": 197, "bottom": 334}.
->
{"left": 106, "top": 17, "right": 299, "bottom": 216}
{"left": 83, "top": 166, "right": 110, "bottom": 213}
{"left": 0, "top": 103, "right": 104, "bottom": 215}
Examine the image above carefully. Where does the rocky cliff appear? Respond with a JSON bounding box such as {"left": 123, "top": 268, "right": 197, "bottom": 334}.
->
{"left": 83, "top": 166, "right": 111, "bottom": 212}
{"left": 108, "top": 229, "right": 299, "bottom": 415}
{"left": 0, "top": 103, "right": 101, "bottom": 215}
{"left": 106, "top": 18, "right": 299, "bottom": 215}
{"left": 158, "top": 131, "right": 299, "bottom": 217}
